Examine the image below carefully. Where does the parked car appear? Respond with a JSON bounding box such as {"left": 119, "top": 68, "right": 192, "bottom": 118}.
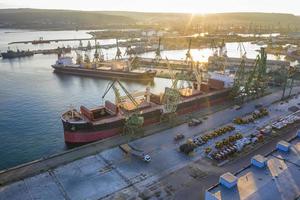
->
{"left": 188, "top": 118, "right": 203, "bottom": 126}
{"left": 174, "top": 133, "right": 185, "bottom": 141}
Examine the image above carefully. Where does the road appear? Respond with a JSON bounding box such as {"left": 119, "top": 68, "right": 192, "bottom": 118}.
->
{"left": 1, "top": 87, "right": 300, "bottom": 200}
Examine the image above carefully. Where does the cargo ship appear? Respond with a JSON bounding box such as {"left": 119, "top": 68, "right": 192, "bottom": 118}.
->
{"left": 1, "top": 49, "right": 34, "bottom": 59}
{"left": 32, "top": 37, "right": 51, "bottom": 45}
{"left": 61, "top": 76, "right": 232, "bottom": 144}
{"left": 52, "top": 56, "right": 157, "bottom": 82}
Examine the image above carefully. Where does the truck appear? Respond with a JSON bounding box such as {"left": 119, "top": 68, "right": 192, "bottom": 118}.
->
{"left": 119, "top": 144, "right": 151, "bottom": 162}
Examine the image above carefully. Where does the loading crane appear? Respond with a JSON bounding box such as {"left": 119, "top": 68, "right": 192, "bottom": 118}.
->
{"left": 211, "top": 39, "right": 227, "bottom": 74}
{"left": 281, "top": 66, "right": 296, "bottom": 100}
{"left": 237, "top": 42, "right": 247, "bottom": 59}
{"left": 160, "top": 58, "right": 181, "bottom": 122}
{"left": 155, "top": 37, "right": 162, "bottom": 61}
{"left": 232, "top": 42, "right": 250, "bottom": 103}
{"left": 231, "top": 58, "right": 246, "bottom": 103}
{"left": 93, "top": 39, "right": 104, "bottom": 64}
{"left": 102, "top": 80, "right": 144, "bottom": 136}
{"left": 185, "top": 38, "right": 193, "bottom": 64}
{"left": 115, "top": 39, "right": 122, "bottom": 60}
{"left": 244, "top": 47, "right": 268, "bottom": 100}
{"left": 192, "top": 62, "right": 204, "bottom": 91}
{"left": 124, "top": 45, "right": 136, "bottom": 58}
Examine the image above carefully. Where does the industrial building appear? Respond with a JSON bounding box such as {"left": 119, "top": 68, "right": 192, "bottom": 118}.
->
{"left": 205, "top": 135, "right": 300, "bottom": 200}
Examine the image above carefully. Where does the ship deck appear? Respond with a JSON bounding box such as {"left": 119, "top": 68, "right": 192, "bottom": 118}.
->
{"left": 86, "top": 88, "right": 230, "bottom": 125}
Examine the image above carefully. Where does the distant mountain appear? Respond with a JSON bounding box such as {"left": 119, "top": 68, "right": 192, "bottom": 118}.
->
{"left": 0, "top": 9, "right": 299, "bottom": 30}
{"left": 0, "top": 9, "right": 136, "bottom": 30}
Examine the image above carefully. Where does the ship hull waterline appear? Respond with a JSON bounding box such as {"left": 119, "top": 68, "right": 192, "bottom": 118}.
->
{"left": 63, "top": 89, "right": 231, "bottom": 144}
{"left": 52, "top": 65, "right": 156, "bottom": 82}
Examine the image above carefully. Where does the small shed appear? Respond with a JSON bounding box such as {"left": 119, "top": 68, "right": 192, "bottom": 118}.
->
{"left": 219, "top": 172, "right": 237, "bottom": 189}
{"left": 276, "top": 140, "right": 291, "bottom": 152}
{"left": 251, "top": 154, "right": 267, "bottom": 168}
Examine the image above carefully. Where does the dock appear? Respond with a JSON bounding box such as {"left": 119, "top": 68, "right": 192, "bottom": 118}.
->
{"left": 1, "top": 87, "right": 300, "bottom": 199}
{"left": 8, "top": 38, "right": 94, "bottom": 45}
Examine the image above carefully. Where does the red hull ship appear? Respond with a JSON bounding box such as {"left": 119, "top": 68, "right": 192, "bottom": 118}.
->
{"left": 61, "top": 78, "right": 231, "bottom": 144}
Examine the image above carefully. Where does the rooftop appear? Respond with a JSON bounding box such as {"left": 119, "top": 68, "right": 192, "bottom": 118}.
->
{"left": 251, "top": 154, "right": 267, "bottom": 164}
{"left": 206, "top": 136, "right": 300, "bottom": 200}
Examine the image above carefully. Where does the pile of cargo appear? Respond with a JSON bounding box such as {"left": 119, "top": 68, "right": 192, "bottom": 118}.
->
{"left": 233, "top": 108, "right": 269, "bottom": 125}
{"left": 198, "top": 125, "right": 236, "bottom": 143}
{"left": 210, "top": 145, "right": 238, "bottom": 161}
{"left": 209, "top": 133, "right": 243, "bottom": 161}
{"left": 272, "top": 114, "right": 300, "bottom": 130}
{"left": 179, "top": 125, "right": 236, "bottom": 155}
{"left": 214, "top": 133, "right": 243, "bottom": 149}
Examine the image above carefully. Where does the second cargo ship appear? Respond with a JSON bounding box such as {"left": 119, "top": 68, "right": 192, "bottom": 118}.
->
{"left": 52, "top": 52, "right": 157, "bottom": 82}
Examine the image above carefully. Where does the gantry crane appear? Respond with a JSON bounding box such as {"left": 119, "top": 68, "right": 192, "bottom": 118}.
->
{"left": 211, "top": 39, "right": 227, "bottom": 74}
{"left": 75, "top": 51, "right": 83, "bottom": 64}
{"left": 185, "top": 38, "right": 193, "bottom": 64}
{"left": 124, "top": 45, "right": 136, "bottom": 58}
{"left": 93, "top": 39, "right": 104, "bottom": 65}
{"left": 161, "top": 58, "right": 181, "bottom": 122}
{"left": 281, "top": 66, "right": 296, "bottom": 100}
{"left": 155, "top": 37, "right": 162, "bottom": 61}
{"left": 237, "top": 42, "right": 247, "bottom": 59}
{"left": 192, "top": 61, "right": 205, "bottom": 90}
{"left": 115, "top": 39, "right": 122, "bottom": 60}
{"left": 231, "top": 58, "right": 246, "bottom": 103}
{"left": 244, "top": 47, "right": 268, "bottom": 99}
{"left": 102, "top": 80, "right": 144, "bottom": 136}
{"left": 232, "top": 42, "right": 247, "bottom": 103}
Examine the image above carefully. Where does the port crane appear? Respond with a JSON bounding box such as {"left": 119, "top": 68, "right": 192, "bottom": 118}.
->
{"left": 75, "top": 51, "right": 83, "bottom": 64}
{"left": 237, "top": 42, "right": 247, "bottom": 59}
{"left": 155, "top": 37, "right": 162, "bottom": 61}
{"left": 211, "top": 39, "right": 227, "bottom": 74}
{"left": 232, "top": 41, "right": 247, "bottom": 103}
{"left": 115, "top": 39, "right": 122, "bottom": 60}
{"left": 93, "top": 39, "right": 104, "bottom": 64}
{"left": 160, "top": 58, "right": 181, "bottom": 122}
{"left": 231, "top": 57, "right": 246, "bottom": 103}
{"left": 244, "top": 48, "right": 268, "bottom": 100}
{"left": 124, "top": 45, "right": 136, "bottom": 58}
{"left": 102, "top": 80, "right": 144, "bottom": 136}
{"left": 281, "top": 66, "right": 296, "bottom": 100}
{"left": 185, "top": 38, "right": 193, "bottom": 64}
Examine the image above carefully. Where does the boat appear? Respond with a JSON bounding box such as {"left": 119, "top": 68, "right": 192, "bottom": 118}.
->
{"left": 51, "top": 56, "right": 157, "bottom": 81}
{"left": 32, "top": 37, "right": 50, "bottom": 44}
{"left": 1, "top": 49, "right": 34, "bottom": 59}
{"left": 61, "top": 77, "right": 231, "bottom": 144}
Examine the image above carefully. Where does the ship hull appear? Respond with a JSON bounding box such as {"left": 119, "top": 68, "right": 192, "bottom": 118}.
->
{"left": 52, "top": 65, "right": 156, "bottom": 82}
{"left": 63, "top": 109, "right": 162, "bottom": 144}
{"left": 62, "top": 89, "right": 230, "bottom": 144}
{"left": 1, "top": 52, "right": 34, "bottom": 59}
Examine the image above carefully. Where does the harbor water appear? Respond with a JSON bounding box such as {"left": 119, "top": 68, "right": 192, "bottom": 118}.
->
{"left": 0, "top": 29, "right": 295, "bottom": 170}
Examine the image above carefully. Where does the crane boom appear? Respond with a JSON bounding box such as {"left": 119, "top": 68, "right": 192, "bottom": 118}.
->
{"left": 102, "top": 79, "right": 139, "bottom": 109}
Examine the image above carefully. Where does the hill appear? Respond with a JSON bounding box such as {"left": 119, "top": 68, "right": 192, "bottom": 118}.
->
{"left": 0, "top": 9, "right": 299, "bottom": 31}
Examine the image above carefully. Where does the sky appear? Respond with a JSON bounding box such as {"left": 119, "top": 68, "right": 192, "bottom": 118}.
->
{"left": 0, "top": 0, "right": 299, "bottom": 15}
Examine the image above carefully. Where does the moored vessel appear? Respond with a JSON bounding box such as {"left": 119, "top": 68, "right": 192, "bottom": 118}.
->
{"left": 52, "top": 54, "right": 157, "bottom": 81}
{"left": 1, "top": 49, "right": 34, "bottom": 59}
{"left": 61, "top": 76, "right": 231, "bottom": 144}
